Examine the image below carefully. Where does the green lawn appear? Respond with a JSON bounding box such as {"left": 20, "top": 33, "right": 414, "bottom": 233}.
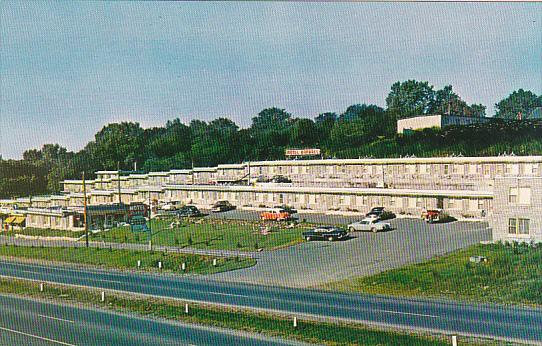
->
{"left": 0, "top": 277, "right": 492, "bottom": 346}
{"left": 90, "top": 218, "right": 309, "bottom": 251}
{"left": 5, "top": 227, "right": 85, "bottom": 238}
{"left": 322, "top": 243, "right": 542, "bottom": 307}
{"left": 0, "top": 244, "right": 255, "bottom": 274}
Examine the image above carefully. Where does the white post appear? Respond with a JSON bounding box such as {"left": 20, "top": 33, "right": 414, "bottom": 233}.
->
{"left": 452, "top": 335, "right": 457, "bottom": 346}
{"left": 184, "top": 303, "right": 189, "bottom": 314}
{"left": 213, "top": 258, "right": 217, "bottom": 266}
{"left": 293, "top": 316, "right": 297, "bottom": 327}
{"left": 101, "top": 291, "right": 105, "bottom": 302}
{"left": 39, "top": 283, "right": 44, "bottom": 292}
{"left": 158, "top": 261, "right": 162, "bottom": 269}
{"left": 182, "top": 262, "right": 186, "bottom": 271}
{"left": 137, "top": 260, "right": 141, "bottom": 268}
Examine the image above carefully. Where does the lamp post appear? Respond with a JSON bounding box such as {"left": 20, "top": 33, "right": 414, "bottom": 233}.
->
{"left": 82, "top": 172, "right": 89, "bottom": 247}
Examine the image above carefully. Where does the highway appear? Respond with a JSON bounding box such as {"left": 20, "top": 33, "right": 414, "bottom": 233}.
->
{"left": 1, "top": 260, "right": 541, "bottom": 344}
{"left": 0, "top": 294, "right": 305, "bottom": 346}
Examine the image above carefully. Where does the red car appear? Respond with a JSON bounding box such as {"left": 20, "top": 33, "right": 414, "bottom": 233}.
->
{"left": 421, "top": 209, "right": 442, "bottom": 223}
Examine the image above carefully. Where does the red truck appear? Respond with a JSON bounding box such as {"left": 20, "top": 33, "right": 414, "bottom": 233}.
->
{"left": 260, "top": 209, "right": 291, "bottom": 221}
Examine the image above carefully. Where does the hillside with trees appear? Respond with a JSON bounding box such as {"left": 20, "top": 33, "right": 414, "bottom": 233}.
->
{"left": 1, "top": 81, "right": 541, "bottom": 198}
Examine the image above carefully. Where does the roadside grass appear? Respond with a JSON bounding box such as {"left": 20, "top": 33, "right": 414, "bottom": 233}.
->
{"left": 5, "top": 227, "right": 85, "bottom": 238}
{"left": 91, "top": 218, "right": 309, "bottom": 251}
{"left": 0, "top": 277, "right": 494, "bottom": 346}
{"left": 0, "top": 244, "right": 255, "bottom": 274}
{"left": 322, "top": 243, "right": 542, "bottom": 306}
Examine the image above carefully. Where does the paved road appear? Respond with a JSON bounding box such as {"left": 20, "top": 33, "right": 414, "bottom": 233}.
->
{"left": 0, "top": 260, "right": 541, "bottom": 344}
{"left": 0, "top": 294, "right": 305, "bottom": 346}
{"left": 212, "top": 218, "right": 491, "bottom": 287}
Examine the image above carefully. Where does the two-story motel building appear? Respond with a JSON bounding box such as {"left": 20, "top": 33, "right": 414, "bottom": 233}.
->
{"left": 1, "top": 155, "right": 541, "bottom": 242}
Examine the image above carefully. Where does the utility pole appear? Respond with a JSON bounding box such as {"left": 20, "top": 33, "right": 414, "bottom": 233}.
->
{"left": 82, "top": 172, "right": 89, "bottom": 247}
{"left": 247, "top": 161, "right": 251, "bottom": 186}
{"left": 191, "top": 159, "right": 195, "bottom": 185}
{"left": 148, "top": 190, "right": 152, "bottom": 251}
{"left": 117, "top": 161, "right": 122, "bottom": 205}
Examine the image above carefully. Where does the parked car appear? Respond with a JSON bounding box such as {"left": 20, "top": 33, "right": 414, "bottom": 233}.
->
{"left": 366, "top": 206, "right": 385, "bottom": 219}
{"left": 177, "top": 205, "right": 202, "bottom": 218}
{"left": 260, "top": 209, "right": 291, "bottom": 221}
{"left": 421, "top": 209, "right": 442, "bottom": 223}
{"left": 303, "top": 226, "right": 348, "bottom": 241}
{"left": 271, "top": 175, "right": 292, "bottom": 183}
{"left": 211, "top": 200, "right": 236, "bottom": 213}
{"left": 160, "top": 202, "right": 179, "bottom": 211}
{"left": 348, "top": 218, "right": 392, "bottom": 233}
{"left": 274, "top": 205, "right": 298, "bottom": 214}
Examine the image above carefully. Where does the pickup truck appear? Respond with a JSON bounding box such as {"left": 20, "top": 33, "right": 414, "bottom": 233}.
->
{"left": 347, "top": 218, "right": 392, "bottom": 233}
{"left": 303, "top": 226, "right": 348, "bottom": 241}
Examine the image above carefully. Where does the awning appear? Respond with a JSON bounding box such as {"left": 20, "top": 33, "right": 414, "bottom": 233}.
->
{"left": 12, "top": 216, "right": 25, "bottom": 225}
{"left": 4, "top": 216, "right": 16, "bottom": 224}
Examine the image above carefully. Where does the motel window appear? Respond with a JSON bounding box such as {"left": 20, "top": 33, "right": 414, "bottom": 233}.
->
{"left": 443, "top": 165, "right": 450, "bottom": 175}
{"left": 509, "top": 187, "right": 531, "bottom": 205}
{"left": 508, "top": 218, "right": 530, "bottom": 235}
{"left": 416, "top": 197, "right": 424, "bottom": 208}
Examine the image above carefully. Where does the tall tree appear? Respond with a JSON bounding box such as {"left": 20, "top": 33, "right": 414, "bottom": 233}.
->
{"left": 495, "top": 89, "right": 541, "bottom": 119}
{"left": 93, "top": 122, "right": 145, "bottom": 170}
{"left": 386, "top": 80, "right": 435, "bottom": 118}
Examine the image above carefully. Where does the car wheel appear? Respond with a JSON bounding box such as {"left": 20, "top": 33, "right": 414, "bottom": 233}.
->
{"left": 349, "top": 227, "right": 355, "bottom": 232}
{"left": 371, "top": 227, "right": 377, "bottom": 233}
{"left": 327, "top": 236, "right": 334, "bottom": 241}
{"left": 305, "top": 236, "right": 311, "bottom": 241}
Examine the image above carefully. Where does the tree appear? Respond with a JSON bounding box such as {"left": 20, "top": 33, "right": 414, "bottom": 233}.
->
{"left": 93, "top": 122, "right": 145, "bottom": 170}
{"left": 250, "top": 108, "right": 292, "bottom": 130}
{"left": 386, "top": 80, "right": 435, "bottom": 118}
{"left": 428, "top": 85, "right": 486, "bottom": 117}
{"left": 289, "top": 118, "right": 318, "bottom": 147}
{"left": 495, "top": 89, "right": 542, "bottom": 119}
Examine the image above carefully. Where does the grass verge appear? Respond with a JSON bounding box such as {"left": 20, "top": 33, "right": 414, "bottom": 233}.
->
{"left": 0, "top": 244, "right": 255, "bottom": 274}
{"left": 0, "top": 277, "right": 496, "bottom": 346}
{"left": 5, "top": 227, "right": 85, "bottom": 238}
{"left": 90, "top": 218, "right": 309, "bottom": 251}
{"left": 321, "top": 243, "right": 542, "bottom": 307}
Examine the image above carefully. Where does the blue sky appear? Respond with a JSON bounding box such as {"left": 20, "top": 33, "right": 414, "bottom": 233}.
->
{"left": 1, "top": 2, "right": 541, "bottom": 159}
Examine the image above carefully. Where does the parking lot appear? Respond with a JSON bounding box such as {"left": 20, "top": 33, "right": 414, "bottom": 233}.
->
{"left": 209, "top": 212, "right": 491, "bottom": 287}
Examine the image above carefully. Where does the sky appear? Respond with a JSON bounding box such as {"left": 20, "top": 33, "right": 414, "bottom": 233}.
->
{"left": 1, "top": 2, "right": 541, "bottom": 159}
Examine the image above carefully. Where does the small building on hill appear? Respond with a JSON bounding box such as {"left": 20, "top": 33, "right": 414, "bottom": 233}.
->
{"left": 397, "top": 114, "right": 491, "bottom": 134}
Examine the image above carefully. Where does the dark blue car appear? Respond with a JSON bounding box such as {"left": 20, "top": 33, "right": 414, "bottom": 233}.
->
{"left": 302, "top": 226, "right": 348, "bottom": 241}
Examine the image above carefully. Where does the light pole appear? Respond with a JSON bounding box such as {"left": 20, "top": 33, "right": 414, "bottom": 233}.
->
{"left": 147, "top": 190, "right": 152, "bottom": 250}
{"left": 82, "top": 172, "right": 89, "bottom": 247}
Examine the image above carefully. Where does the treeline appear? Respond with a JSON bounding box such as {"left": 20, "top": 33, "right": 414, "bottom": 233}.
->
{"left": 1, "top": 81, "right": 541, "bottom": 199}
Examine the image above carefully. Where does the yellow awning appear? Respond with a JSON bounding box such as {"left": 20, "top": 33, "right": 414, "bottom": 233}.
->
{"left": 12, "top": 216, "right": 25, "bottom": 225}
{"left": 4, "top": 216, "right": 16, "bottom": 224}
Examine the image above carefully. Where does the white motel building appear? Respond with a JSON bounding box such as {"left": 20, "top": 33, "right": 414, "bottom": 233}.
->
{"left": 1, "top": 155, "right": 541, "bottom": 243}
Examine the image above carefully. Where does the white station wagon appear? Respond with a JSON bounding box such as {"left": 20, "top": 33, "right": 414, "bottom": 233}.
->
{"left": 348, "top": 218, "right": 392, "bottom": 233}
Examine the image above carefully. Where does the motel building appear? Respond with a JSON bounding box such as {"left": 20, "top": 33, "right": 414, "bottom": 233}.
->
{"left": 0, "top": 155, "right": 541, "bottom": 242}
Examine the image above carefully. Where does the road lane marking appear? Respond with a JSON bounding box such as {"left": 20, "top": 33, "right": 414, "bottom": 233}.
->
{"left": 378, "top": 309, "right": 439, "bottom": 318}
{"left": 0, "top": 326, "right": 76, "bottom": 346}
{"left": 209, "top": 292, "right": 250, "bottom": 298}
{"left": 38, "top": 314, "right": 75, "bottom": 324}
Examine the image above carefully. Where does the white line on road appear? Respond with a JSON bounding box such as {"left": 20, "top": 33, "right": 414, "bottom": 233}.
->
{"left": 0, "top": 326, "right": 76, "bottom": 346}
{"left": 209, "top": 292, "right": 250, "bottom": 298}
{"left": 38, "top": 314, "right": 75, "bottom": 324}
{"left": 378, "top": 309, "right": 439, "bottom": 318}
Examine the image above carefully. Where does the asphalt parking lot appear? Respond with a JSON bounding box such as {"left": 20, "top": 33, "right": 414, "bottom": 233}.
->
{"left": 209, "top": 211, "right": 491, "bottom": 287}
